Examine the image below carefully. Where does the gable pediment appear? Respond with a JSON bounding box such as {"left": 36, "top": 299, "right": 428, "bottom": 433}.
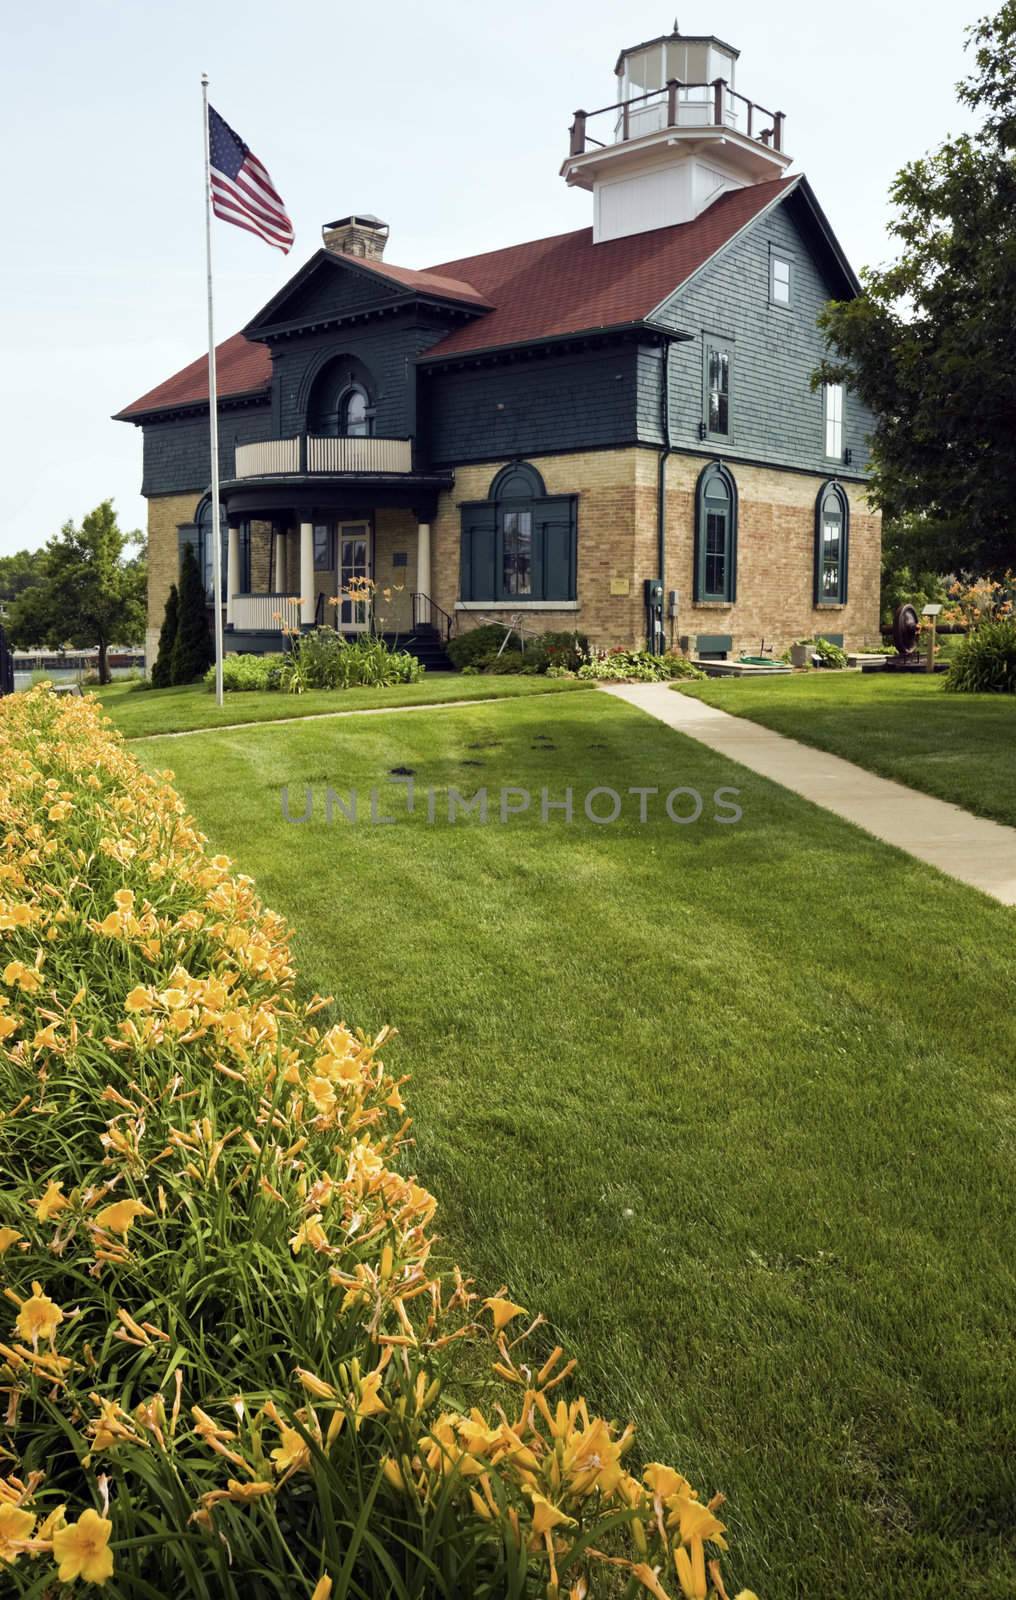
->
{"left": 244, "top": 251, "right": 405, "bottom": 338}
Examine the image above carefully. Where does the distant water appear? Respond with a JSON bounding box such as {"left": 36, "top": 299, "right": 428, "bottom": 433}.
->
{"left": 12, "top": 668, "right": 142, "bottom": 693}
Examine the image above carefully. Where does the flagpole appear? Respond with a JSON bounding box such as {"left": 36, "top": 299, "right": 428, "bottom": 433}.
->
{"left": 201, "top": 72, "right": 224, "bottom": 708}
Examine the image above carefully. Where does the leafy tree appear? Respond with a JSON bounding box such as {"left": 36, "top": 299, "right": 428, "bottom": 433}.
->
{"left": 816, "top": 2, "right": 1016, "bottom": 575}
{"left": 151, "top": 584, "right": 179, "bottom": 688}
{"left": 7, "top": 501, "right": 145, "bottom": 684}
{"left": 0, "top": 548, "right": 45, "bottom": 605}
{"left": 171, "top": 541, "right": 214, "bottom": 684}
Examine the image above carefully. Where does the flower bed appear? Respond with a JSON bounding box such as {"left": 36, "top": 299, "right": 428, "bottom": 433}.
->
{"left": 0, "top": 688, "right": 751, "bottom": 1599}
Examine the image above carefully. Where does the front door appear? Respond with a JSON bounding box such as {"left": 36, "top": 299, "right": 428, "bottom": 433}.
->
{"left": 337, "top": 522, "right": 372, "bottom": 632}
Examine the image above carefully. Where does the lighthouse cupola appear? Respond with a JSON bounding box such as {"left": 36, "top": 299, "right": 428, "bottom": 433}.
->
{"left": 561, "top": 25, "right": 792, "bottom": 243}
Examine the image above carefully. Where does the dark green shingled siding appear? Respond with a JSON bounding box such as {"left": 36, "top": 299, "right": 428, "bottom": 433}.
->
{"left": 140, "top": 405, "right": 273, "bottom": 497}
{"left": 425, "top": 347, "right": 641, "bottom": 466}
{"left": 643, "top": 196, "right": 875, "bottom": 476}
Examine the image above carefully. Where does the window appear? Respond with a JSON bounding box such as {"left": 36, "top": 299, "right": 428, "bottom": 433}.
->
{"left": 306, "top": 358, "right": 375, "bottom": 437}
{"left": 181, "top": 495, "right": 227, "bottom": 603}
{"left": 341, "top": 385, "right": 371, "bottom": 438}
{"left": 459, "top": 463, "right": 577, "bottom": 604}
{"left": 313, "top": 524, "right": 335, "bottom": 570}
{"left": 824, "top": 383, "right": 844, "bottom": 459}
{"left": 502, "top": 509, "right": 533, "bottom": 596}
{"left": 771, "top": 254, "right": 791, "bottom": 306}
{"left": 694, "top": 462, "right": 738, "bottom": 603}
{"left": 814, "top": 482, "right": 850, "bottom": 605}
{"left": 703, "top": 338, "right": 733, "bottom": 439}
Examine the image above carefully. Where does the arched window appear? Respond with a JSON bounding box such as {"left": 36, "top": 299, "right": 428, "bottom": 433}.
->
{"left": 694, "top": 462, "right": 738, "bottom": 603}
{"left": 340, "top": 384, "right": 371, "bottom": 438}
{"left": 459, "top": 462, "right": 577, "bottom": 604}
{"left": 815, "top": 481, "right": 849, "bottom": 605}
{"left": 306, "top": 358, "right": 375, "bottom": 437}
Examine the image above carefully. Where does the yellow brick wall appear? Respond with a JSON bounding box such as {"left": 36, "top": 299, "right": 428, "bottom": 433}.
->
{"left": 373, "top": 509, "right": 416, "bottom": 634}
{"left": 145, "top": 492, "right": 201, "bottom": 667}
{"left": 430, "top": 449, "right": 881, "bottom": 656}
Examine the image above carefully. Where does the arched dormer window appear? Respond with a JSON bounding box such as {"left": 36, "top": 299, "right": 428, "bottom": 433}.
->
{"left": 306, "top": 357, "right": 375, "bottom": 438}
{"left": 459, "top": 462, "right": 577, "bottom": 604}
{"left": 815, "top": 481, "right": 849, "bottom": 605}
{"left": 693, "top": 462, "right": 738, "bottom": 603}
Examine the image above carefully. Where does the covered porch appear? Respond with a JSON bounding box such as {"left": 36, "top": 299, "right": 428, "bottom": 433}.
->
{"left": 218, "top": 437, "right": 454, "bottom": 660}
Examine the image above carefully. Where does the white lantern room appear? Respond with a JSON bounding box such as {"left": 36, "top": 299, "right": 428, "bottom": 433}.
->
{"left": 561, "top": 28, "right": 792, "bottom": 243}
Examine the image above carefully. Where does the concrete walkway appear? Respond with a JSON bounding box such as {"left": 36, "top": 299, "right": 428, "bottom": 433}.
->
{"left": 602, "top": 682, "right": 1016, "bottom": 906}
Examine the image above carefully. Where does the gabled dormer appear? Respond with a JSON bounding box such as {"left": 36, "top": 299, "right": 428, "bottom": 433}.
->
{"left": 240, "top": 216, "right": 493, "bottom": 444}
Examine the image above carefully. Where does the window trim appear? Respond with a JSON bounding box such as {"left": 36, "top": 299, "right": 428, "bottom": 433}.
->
{"left": 814, "top": 481, "right": 850, "bottom": 606}
{"left": 339, "top": 383, "right": 373, "bottom": 438}
{"left": 769, "top": 249, "right": 793, "bottom": 308}
{"left": 824, "top": 382, "right": 845, "bottom": 461}
{"left": 702, "top": 334, "right": 734, "bottom": 443}
{"left": 313, "top": 523, "right": 336, "bottom": 571}
{"left": 693, "top": 461, "right": 738, "bottom": 604}
{"left": 459, "top": 462, "right": 577, "bottom": 605}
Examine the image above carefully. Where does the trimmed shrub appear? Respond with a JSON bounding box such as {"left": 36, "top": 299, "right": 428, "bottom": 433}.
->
{"left": 944, "top": 616, "right": 1016, "bottom": 693}
{"left": 150, "top": 584, "right": 179, "bottom": 688}
{"left": 479, "top": 648, "right": 527, "bottom": 674}
{"left": 447, "top": 624, "right": 518, "bottom": 670}
{"left": 0, "top": 687, "right": 747, "bottom": 1598}
{"left": 579, "top": 649, "right": 705, "bottom": 682}
{"left": 171, "top": 542, "right": 214, "bottom": 684}
{"left": 203, "top": 652, "right": 285, "bottom": 692}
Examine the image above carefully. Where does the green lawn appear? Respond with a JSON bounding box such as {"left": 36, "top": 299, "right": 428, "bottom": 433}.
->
{"left": 680, "top": 671, "right": 1016, "bottom": 827}
{"left": 131, "top": 693, "right": 1016, "bottom": 1600}
{"left": 90, "top": 672, "right": 590, "bottom": 739}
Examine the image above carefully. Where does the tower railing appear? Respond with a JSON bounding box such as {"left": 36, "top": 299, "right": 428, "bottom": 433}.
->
{"left": 569, "top": 80, "right": 784, "bottom": 158}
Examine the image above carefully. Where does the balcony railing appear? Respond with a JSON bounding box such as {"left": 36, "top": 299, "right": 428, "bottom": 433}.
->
{"left": 234, "top": 436, "right": 414, "bottom": 479}
{"left": 231, "top": 593, "right": 302, "bottom": 632}
{"left": 569, "top": 79, "right": 784, "bottom": 157}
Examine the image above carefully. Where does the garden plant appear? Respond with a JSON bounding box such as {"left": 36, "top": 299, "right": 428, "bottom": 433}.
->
{"left": 0, "top": 687, "right": 749, "bottom": 1599}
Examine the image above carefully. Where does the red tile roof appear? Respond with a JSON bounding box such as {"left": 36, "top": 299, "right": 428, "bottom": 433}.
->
{"left": 422, "top": 178, "right": 797, "bottom": 358}
{"left": 115, "top": 178, "right": 796, "bottom": 419}
{"left": 114, "top": 331, "right": 271, "bottom": 420}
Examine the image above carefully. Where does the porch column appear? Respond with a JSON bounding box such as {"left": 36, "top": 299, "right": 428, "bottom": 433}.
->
{"left": 275, "top": 529, "right": 287, "bottom": 593}
{"left": 416, "top": 521, "right": 432, "bottom": 602}
{"left": 300, "top": 522, "right": 314, "bottom": 626}
{"left": 226, "top": 522, "right": 240, "bottom": 627}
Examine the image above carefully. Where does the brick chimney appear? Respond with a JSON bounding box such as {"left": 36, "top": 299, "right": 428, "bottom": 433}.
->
{"left": 321, "top": 214, "right": 389, "bottom": 261}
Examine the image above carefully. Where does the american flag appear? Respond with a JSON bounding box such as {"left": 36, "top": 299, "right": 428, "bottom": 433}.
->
{"left": 207, "top": 105, "right": 294, "bottom": 253}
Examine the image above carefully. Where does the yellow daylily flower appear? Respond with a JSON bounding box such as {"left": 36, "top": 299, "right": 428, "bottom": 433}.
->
{"left": 0, "top": 1227, "right": 22, "bottom": 1253}
{"left": 290, "top": 1213, "right": 327, "bottom": 1255}
{"left": 305, "top": 1075, "right": 337, "bottom": 1116}
{"left": 93, "top": 1199, "right": 152, "bottom": 1237}
{"left": 352, "top": 1369, "right": 388, "bottom": 1426}
{"left": 0, "top": 1501, "right": 35, "bottom": 1562}
{"left": 15, "top": 1282, "right": 64, "bottom": 1345}
{"left": 674, "top": 1544, "right": 706, "bottom": 1600}
{"left": 35, "top": 1180, "right": 70, "bottom": 1222}
{"left": 633, "top": 1563, "right": 675, "bottom": 1600}
{"left": 124, "top": 986, "right": 153, "bottom": 1013}
{"left": 526, "top": 1491, "right": 577, "bottom": 1537}
{"left": 311, "top": 1575, "right": 333, "bottom": 1600}
{"left": 52, "top": 1507, "right": 114, "bottom": 1585}
{"left": 482, "top": 1292, "right": 527, "bottom": 1334}
{"left": 270, "top": 1424, "right": 310, "bottom": 1475}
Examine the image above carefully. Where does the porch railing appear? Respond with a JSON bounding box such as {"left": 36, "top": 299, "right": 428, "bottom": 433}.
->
{"left": 231, "top": 594, "right": 302, "bottom": 632}
{"left": 234, "top": 436, "right": 413, "bottom": 479}
{"left": 569, "top": 80, "right": 784, "bottom": 157}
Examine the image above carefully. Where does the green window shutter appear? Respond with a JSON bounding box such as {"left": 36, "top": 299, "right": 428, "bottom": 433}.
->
{"left": 536, "top": 496, "right": 577, "bottom": 601}
{"left": 459, "top": 504, "right": 496, "bottom": 601}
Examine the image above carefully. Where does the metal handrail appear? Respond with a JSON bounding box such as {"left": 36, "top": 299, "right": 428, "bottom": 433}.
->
{"left": 411, "top": 592, "right": 456, "bottom": 641}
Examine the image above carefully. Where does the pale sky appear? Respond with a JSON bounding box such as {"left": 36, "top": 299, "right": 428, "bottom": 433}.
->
{"left": 0, "top": 0, "right": 986, "bottom": 557}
